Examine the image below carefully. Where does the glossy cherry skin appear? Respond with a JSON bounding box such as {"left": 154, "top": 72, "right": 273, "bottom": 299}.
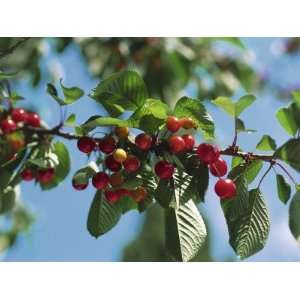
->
{"left": 123, "top": 155, "right": 141, "bottom": 172}
{"left": 105, "top": 155, "right": 122, "bottom": 172}
{"left": 105, "top": 190, "right": 120, "bottom": 203}
{"left": 11, "top": 108, "right": 28, "bottom": 123}
{"left": 20, "top": 169, "right": 35, "bottom": 181}
{"left": 72, "top": 181, "right": 88, "bottom": 191}
{"left": 98, "top": 136, "right": 116, "bottom": 154}
{"left": 154, "top": 161, "right": 175, "bottom": 180}
{"left": 131, "top": 187, "right": 148, "bottom": 203}
{"left": 168, "top": 135, "right": 186, "bottom": 154}
{"left": 209, "top": 157, "right": 228, "bottom": 177}
{"left": 180, "top": 117, "right": 197, "bottom": 129}
{"left": 214, "top": 179, "right": 236, "bottom": 199}
{"left": 37, "top": 168, "right": 55, "bottom": 184}
{"left": 182, "top": 134, "right": 195, "bottom": 151}
{"left": 92, "top": 172, "right": 110, "bottom": 190}
{"left": 26, "top": 112, "right": 41, "bottom": 127}
{"left": 196, "top": 143, "right": 220, "bottom": 164}
{"left": 77, "top": 137, "right": 96, "bottom": 154}
{"left": 115, "top": 126, "right": 129, "bottom": 139}
{"left": 166, "top": 116, "right": 181, "bottom": 133}
{"left": 135, "top": 133, "right": 152, "bottom": 151}
{"left": 0, "top": 119, "right": 17, "bottom": 134}
{"left": 113, "top": 148, "right": 127, "bottom": 163}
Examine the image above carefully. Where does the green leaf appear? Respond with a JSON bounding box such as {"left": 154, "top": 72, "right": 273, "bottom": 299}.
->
{"left": 165, "top": 200, "right": 207, "bottom": 262}
{"left": 81, "top": 116, "right": 129, "bottom": 132}
{"left": 236, "top": 118, "right": 256, "bottom": 133}
{"left": 245, "top": 160, "right": 263, "bottom": 184}
{"left": 87, "top": 191, "right": 122, "bottom": 238}
{"left": 212, "top": 97, "right": 235, "bottom": 116}
{"left": 235, "top": 94, "right": 256, "bottom": 117}
{"left": 90, "top": 70, "right": 148, "bottom": 117}
{"left": 256, "top": 135, "right": 277, "bottom": 151}
{"left": 276, "top": 107, "right": 298, "bottom": 136}
{"left": 292, "top": 90, "right": 300, "bottom": 106}
{"left": 289, "top": 192, "right": 300, "bottom": 243}
{"left": 73, "top": 162, "right": 98, "bottom": 185}
{"left": 65, "top": 113, "right": 76, "bottom": 127}
{"left": 174, "top": 97, "right": 215, "bottom": 139}
{"left": 0, "top": 71, "right": 17, "bottom": 80}
{"left": 274, "top": 139, "right": 300, "bottom": 172}
{"left": 0, "top": 187, "right": 16, "bottom": 214}
{"left": 276, "top": 174, "right": 291, "bottom": 204}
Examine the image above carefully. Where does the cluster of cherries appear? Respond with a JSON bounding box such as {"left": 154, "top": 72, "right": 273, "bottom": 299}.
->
{"left": 75, "top": 115, "right": 237, "bottom": 204}
{"left": 0, "top": 107, "right": 57, "bottom": 185}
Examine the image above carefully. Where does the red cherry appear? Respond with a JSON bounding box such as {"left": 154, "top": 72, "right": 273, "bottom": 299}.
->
{"left": 98, "top": 136, "right": 116, "bottom": 154}
{"left": 72, "top": 181, "right": 88, "bottom": 191}
{"left": 105, "top": 190, "right": 120, "bottom": 203}
{"left": 123, "top": 155, "right": 141, "bottom": 172}
{"left": 166, "top": 116, "right": 181, "bottom": 132}
{"left": 11, "top": 108, "right": 28, "bottom": 123}
{"left": 20, "top": 168, "right": 35, "bottom": 181}
{"left": 77, "top": 137, "right": 96, "bottom": 154}
{"left": 105, "top": 155, "right": 122, "bottom": 172}
{"left": 168, "top": 135, "right": 186, "bottom": 154}
{"left": 116, "top": 188, "right": 132, "bottom": 198}
{"left": 196, "top": 143, "right": 220, "bottom": 164}
{"left": 214, "top": 179, "right": 236, "bottom": 199}
{"left": 37, "top": 168, "right": 55, "bottom": 184}
{"left": 182, "top": 134, "right": 195, "bottom": 151}
{"left": 0, "top": 119, "right": 17, "bottom": 134}
{"left": 92, "top": 172, "right": 109, "bottom": 189}
{"left": 26, "top": 112, "right": 41, "bottom": 127}
{"left": 155, "top": 161, "right": 175, "bottom": 180}
{"left": 135, "top": 133, "right": 152, "bottom": 151}
{"left": 209, "top": 157, "right": 228, "bottom": 177}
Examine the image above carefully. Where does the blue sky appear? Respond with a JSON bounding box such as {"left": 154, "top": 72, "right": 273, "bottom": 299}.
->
{"left": 2, "top": 37, "right": 300, "bottom": 261}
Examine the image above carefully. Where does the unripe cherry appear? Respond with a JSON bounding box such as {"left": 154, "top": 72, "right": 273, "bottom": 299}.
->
{"left": 123, "top": 155, "right": 140, "bottom": 172}
{"left": 214, "top": 178, "right": 236, "bottom": 199}
{"left": 196, "top": 143, "right": 220, "bottom": 164}
{"left": 11, "top": 108, "right": 28, "bottom": 123}
{"left": 105, "top": 189, "right": 120, "bottom": 203}
{"left": 113, "top": 148, "right": 127, "bottom": 163}
{"left": 92, "top": 172, "right": 109, "bottom": 189}
{"left": 98, "top": 136, "right": 116, "bottom": 154}
{"left": 72, "top": 181, "right": 88, "bottom": 191}
{"left": 155, "top": 161, "right": 175, "bottom": 180}
{"left": 37, "top": 168, "right": 55, "bottom": 184}
{"left": 180, "top": 117, "right": 197, "bottom": 129}
{"left": 135, "top": 133, "right": 152, "bottom": 151}
{"left": 109, "top": 172, "right": 124, "bottom": 186}
{"left": 26, "top": 112, "right": 41, "bottom": 127}
{"left": 115, "top": 126, "right": 129, "bottom": 139}
{"left": 77, "top": 137, "right": 96, "bottom": 154}
{"left": 166, "top": 116, "right": 181, "bottom": 133}
{"left": 105, "top": 155, "right": 122, "bottom": 172}
{"left": 0, "top": 119, "right": 17, "bottom": 134}
{"left": 182, "top": 134, "right": 195, "bottom": 151}
{"left": 168, "top": 135, "right": 186, "bottom": 154}
{"left": 131, "top": 187, "right": 148, "bottom": 203}
{"left": 209, "top": 157, "right": 228, "bottom": 177}
{"left": 20, "top": 168, "right": 35, "bottom": 181}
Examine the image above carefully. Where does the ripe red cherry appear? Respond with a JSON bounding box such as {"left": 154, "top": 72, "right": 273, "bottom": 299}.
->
{"left": 135, "top": 133, "right": 152, "bottom": 151}
{"left": 196, "top": 143, "right": 220, "bottom": 164}
{"left": 182, "top": 134, "right": 195, "bottom": 151}
{"left": 214, "top": 179, "right": 236, "bottom": 199}
{"left": 11, "top": 108, "right": 28, "bottom": 123}
{"left": 166, "top": 116, "right": 181, "bottom": 132}
{"left": 105, "top": 155, "right": 122, "bottom": 172}
{"left": 105, "top": 190, "right": 120, "bottom": 203}
{"left": 37, "top": 168, "right": 55, "bottom": 184}
{"left": 116, "top": 188, "right": 132, "bottom": 198}
{"left": 0, "top": 119, "right": 17, "bottom": 134}
{"left": 92, "top": 172, "right": 109, "bottom": 189}
{"left": 72, "top": 181, "right": 88, "bottom": 191}
{"left": 209, "top": 157, "right": 228, "bottom": 177}
{"left": 26, "top": 112, "right": 41, "bottom": 127}
{"left": 98, "top": 136, "right": 116, "bottom": 154}
{"left": 20, "top": 168, "right": 35, "bottom": 181}
{"left": 77, "top": 137, "right": 96, "bottom": 154}
{"left": 155, "top": 161, "right": 175, "bottom": 180}
{"left": 123, "top": 155, "right": 141, "bottom": 172}
{"left": 168, "top": 135, "right": 186, "bottom": 154}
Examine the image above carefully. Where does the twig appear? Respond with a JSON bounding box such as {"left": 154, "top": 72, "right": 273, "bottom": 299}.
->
{"left": 258, "top": 163, "right": 273, "bottom": 187}
{"left": 0, "top": 38, "right": 31, "bottom": 60}
{"left": 276, "top": 162, "right": 298, "bottom": 186}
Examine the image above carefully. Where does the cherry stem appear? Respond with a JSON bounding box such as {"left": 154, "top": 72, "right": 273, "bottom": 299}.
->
{"left": 275, "top": 162, "right": 298, "bottom": 186}
{"left": 258, "top": 163, "right": 273, "bottom": 188}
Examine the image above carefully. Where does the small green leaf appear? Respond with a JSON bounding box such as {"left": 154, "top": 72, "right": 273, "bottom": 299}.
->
{"left": 60, "top": 80, "right": 84, "bottom": 105}
{"left": 81, "top": 117, "right": 129, "bottom": 132}
{"left": 235, "top": 94, "right": 256, "bottom": 117}
{"left": 256, "top": 135, "right": 277, "bottom": 151}
{"left": 65, "top": 113, "right": 76, "bottom": 127}
{"left": 236, "top": 118, "right": 256, "bottom": 133}
{"left": 212, "top": 96, "right": 235, "bottom": 116}
{"left": 292, "top": 90, "right": 300, "bottom": 106}
{"left": 276, "top": 174, "right": 291, "bottom": 204}
{"left": 245, "top": 160, "right": 263, "bottom": 184}
{"left": 276, "top": 107, "right": 298, "bottom": 136}
{"left": 289, "top": 192, "right": 300, "bottom": 243}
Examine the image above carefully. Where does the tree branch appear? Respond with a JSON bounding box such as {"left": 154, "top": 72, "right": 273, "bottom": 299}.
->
{"left": 0, "top": 38, "right": 31, "bottom": 60}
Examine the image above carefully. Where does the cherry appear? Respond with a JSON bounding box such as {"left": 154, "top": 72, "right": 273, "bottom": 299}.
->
{"left": 105, "top": 155, "right": 122, "bottom": 172}
{"left": 182, "top": 134, "right": 195, "bottom": 151}
{"left": 20, "top": 168, "right": 35, "bottom": 181}
{"left": 92, "top": 172, "right": 109, "bottom": 189}
{"left": 116, "top": 188, "right": 132, "bottom": 198}
{"left": 109, "top": 172, "right": 124, "bottom": 186}
{"left": 0, "top": 119, "right": 17, "bottom": 134}
{"left": 77, "top": 137, "right": 96, "bottom": 154}
{"left": 155, "top": 161, "right": 175, "bottom": 180}
{"left": 26, "top": 112, "right": 41, "bottom": 127}
{"left": 105, "top": 190, "right": 120, "bottom": 203}
{"left": 37, "top": 168, "right": 55, "bottom": 184}
{"left": 168, "top": 135, "right": 186, "bottom": 154}
{"left": 166, "top": 116, "right": 181, "bottom": 133}
{"left": 11, "top": 108, "right": 28, "bottom": 123}
{"left": 72, "top": 181, "right": 88, "bottom": 191}
{"left": 123, "top": 155, "right": 140, "bottom": 172}
{"left": 180, "top": 117, "right": 197, "bottom": 129}
{"left": 131, "top": 187, "right": 148, "bottom": 203}
{"left": 135, "top": 133, "right": 152, "bottom": 151}
{"left": 209, "top": 157, "right": 228, "bottom": 177}
{"left": 115, "top": 126, "right": 129, "bottom": 139}
{"left": 214, "top": 178, "right": 236, "bottom": 199}
{"left": 196, "top": 143, "right": 220, "bottom": 164}
{"left": 98, "top": 136, "right": 116, "bottom": 154}
{"left": 7, "top": 135, "right": 25, "bottom": 152}
{"left": 113, "top": 148, "right": 127, "bottom": 163}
